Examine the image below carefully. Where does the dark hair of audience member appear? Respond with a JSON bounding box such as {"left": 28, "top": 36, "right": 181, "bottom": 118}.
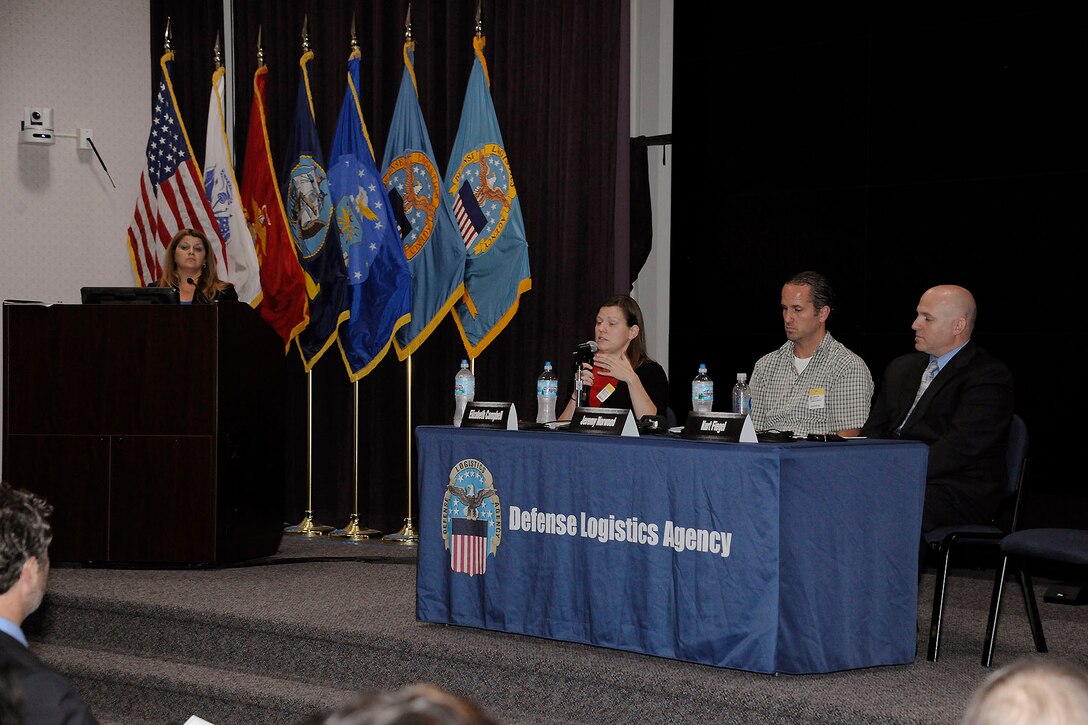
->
{"left": 0, "top": 481, "right": 53, "bottom": 594}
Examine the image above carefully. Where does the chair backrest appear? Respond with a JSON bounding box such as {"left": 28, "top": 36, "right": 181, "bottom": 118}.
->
{"left": 1004, "top": 414, "right": 1029, "bottom": 530}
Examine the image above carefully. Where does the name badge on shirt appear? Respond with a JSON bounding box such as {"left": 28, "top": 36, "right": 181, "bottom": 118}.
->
{"left": 595, "top": 383, "right": 616, "bottom": 405}
{"left": 807, "top": 388, "right": 826, "bottom": 410}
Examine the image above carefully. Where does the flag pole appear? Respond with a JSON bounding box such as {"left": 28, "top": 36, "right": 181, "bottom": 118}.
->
{"left": 383, "top": 353, "right": 419, "bottom": 544}
{"left": 383, "top": 4, "right": 419, "bottom": 546}
{"left": 285, "top": 368, "right": 332, "bottom": 535}
{"left": 330, "top": 379, "right": 382, "bottom": 539}
{"left": 283, "top": 16, "right": 330, "bottom": 536}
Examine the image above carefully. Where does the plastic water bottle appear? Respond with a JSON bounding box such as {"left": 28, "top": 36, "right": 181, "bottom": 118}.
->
{"left": 536, "top": 361, "right": 559, "bottom": 423}
{"left": 732, "top": 373, "right": 751, "bottom": 415}
{"left": 453, "top": 359, "right": 474, "bottom": 426}
{"left": 692, "top": 363, "right": 713, "bottom": 414}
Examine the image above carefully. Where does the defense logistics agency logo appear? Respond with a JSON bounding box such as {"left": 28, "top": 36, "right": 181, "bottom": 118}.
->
{"left": 384, "top": 152, "right": 441, "bottom": 260}
{"left": 448, "top": 143, "right": 516, "bottom": 256}
{"left": 442, "top": 459, "right": 502, "bottom": 576}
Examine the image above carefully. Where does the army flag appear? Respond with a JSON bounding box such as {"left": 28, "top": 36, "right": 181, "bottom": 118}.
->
{"left": 126, "top": 51, "right": 228, "bottom": 286}
{"left": 329, "top": 48, "right": 411, "bottom": 380}
{"left": 240, "top": 62, "right": 310, "bottom": 349}
{"left": 383, "top": 39, "right": 466, "bottom": 359}
{"left": 204, "top": 65, "right": 262, "bottom": 305}
{"left": 445, "top": 35, "right": 531, "bottom": 358}
{"left": 283, "top": 49, "right": 350, "bottom": 370}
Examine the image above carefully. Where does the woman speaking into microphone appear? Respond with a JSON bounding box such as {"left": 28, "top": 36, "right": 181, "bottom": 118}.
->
{"left": 151, "top": 228, "right": 239, "bottom": 304}
{"left": 559, "top": 294, "right": 669, "bottom": 421}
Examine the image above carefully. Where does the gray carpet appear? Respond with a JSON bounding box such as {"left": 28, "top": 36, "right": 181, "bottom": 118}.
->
{"left": 25, "top": 535, "right": 1088, "bottom": 725}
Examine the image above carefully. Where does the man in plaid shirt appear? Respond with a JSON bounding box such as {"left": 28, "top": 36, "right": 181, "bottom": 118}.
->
{"left": 749, "top": 271, "right": 873, "bottom": 437}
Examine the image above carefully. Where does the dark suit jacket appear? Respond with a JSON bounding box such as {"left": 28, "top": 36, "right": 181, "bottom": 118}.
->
{"left": 0, "top": 630, "right": 99, "bottom": 725}
{"left": 861, "top": 341, "right": 1014, "bottom": 528}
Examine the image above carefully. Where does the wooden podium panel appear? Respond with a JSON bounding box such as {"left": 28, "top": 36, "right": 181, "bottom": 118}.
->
{"left": 2, "top": 301, "right": 286, "bottom": 564}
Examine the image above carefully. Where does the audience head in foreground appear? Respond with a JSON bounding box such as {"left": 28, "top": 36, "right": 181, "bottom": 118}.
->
{"left": 314, "top": 683, "right": 499, "bottom": 725}
{"left": 962, "top": 656, "right": 1088, "bottom": 725}
{"left": 0, "top": 481, "right": 99, "bottom": 724}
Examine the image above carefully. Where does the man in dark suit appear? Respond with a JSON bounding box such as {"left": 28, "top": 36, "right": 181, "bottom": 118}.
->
{"left": 861, "top": 285, "right": 1014, "bottom": 532}
{"left": 0, "top": 481, "right": 99, "bottom": 724}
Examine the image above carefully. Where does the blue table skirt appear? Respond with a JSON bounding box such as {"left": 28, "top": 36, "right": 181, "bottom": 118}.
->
{"left": 415, "top": 427, "right": 927, "bottom": 674}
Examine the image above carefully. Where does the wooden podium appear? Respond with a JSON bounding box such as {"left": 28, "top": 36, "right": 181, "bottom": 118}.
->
{"left": 2, "top": 301, "right": 286, "bottom": 564}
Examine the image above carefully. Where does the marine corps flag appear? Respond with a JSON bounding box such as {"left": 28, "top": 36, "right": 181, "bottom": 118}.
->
{"left": 204, "top": 65, "right": 262, "bottom": 305}
{"left": 330, "top": 48, "right": 411, "bottom": 380}
{"left": 383, "top": 39, "right": 466, "bottom": 359}
{"left": 445, "top": 34, "right": 531, "bottom": 358}
{"left": 240, "top": 61, "right": 309, "bottom": 349}
{"left": 283, "top": 49, "right": 350, "bottom": 370}
{"left": 126, "top": 51, "right": 228, "bottom": 286}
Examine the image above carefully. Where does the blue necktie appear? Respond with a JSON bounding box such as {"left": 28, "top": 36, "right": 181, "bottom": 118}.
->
{"left": 897, "top": 358, "right": 939, "bottom": 434}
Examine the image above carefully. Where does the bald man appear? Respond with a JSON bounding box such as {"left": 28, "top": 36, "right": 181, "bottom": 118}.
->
{"left": 862, "top": 285, "right": 1014, "bottom": 531}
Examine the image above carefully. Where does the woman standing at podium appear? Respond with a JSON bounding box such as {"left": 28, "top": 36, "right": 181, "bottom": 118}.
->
{"left": 558, "top": 294, "right": 669, "bottom": 420}
{"left": 152, "top": 229, "right": 238, "bottom": 304}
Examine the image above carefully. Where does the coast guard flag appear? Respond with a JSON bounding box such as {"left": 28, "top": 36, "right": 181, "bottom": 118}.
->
{"left": 126, "top": 51, "right": 227, "bottom": 286}
{"left": 240, "top": 62, "right": 310, "bottom": 349}
{"left": 283, "top": 49, "right": 350, "bottom": 370}
{"left": 383, "top": 39, "right": 466, "bottom": 359}
{"left": 330, "top": 49, "right": 411, "bottom": 381}
{"left": 204, "top": 65, "right": 262, "bottom": 305}
{"left": 445, "top": 35, "right": 531, "bottom": 358}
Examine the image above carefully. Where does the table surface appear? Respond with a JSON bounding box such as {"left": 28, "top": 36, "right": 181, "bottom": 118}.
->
{"left": 415, "top": 426, "right": 928, "bottom": 674}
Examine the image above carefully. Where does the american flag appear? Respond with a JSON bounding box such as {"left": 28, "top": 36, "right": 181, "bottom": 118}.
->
{"left": 450, "top": 517, "right": 489, "bottom": 576}
{"left": 452, "top": 179, "right": 486, "bottom": 249}
{"left": 126, "top": 52, "right": 227, "bottom": 286}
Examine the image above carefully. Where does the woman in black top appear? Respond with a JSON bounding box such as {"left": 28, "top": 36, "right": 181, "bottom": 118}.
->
{"left": 559, "top": 294, "right": 669, "bottom": 420}
{"left": 153, "top": 228, "right": 238, "bottom": 304}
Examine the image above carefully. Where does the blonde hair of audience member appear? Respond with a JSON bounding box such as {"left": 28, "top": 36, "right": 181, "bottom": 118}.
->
{"left": 157, "top": 228, "right": 233, "bottom": 303}
{"left": 962, "top": 657, "right": 1088, "bottom": 725}
{"left": 315, "top": 684, "right": 499, "bottom": 725}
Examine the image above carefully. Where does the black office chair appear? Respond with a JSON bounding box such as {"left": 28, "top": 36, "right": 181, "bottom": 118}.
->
{"left": 665, "top": 406, "right": 678, "bottom": 429}
{"left": 924, "top": 414, "right": 1028, "bottom": 662}
{"left": 981, "top": 528, "right": 1088, "bottom": 667}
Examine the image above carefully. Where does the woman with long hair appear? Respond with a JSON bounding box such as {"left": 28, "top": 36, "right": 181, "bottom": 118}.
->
{"left": 154, "top": 228, "right": 238, "bottom": 304}
{"left": 558, "top": 294, "right": 669, "bottom": 421}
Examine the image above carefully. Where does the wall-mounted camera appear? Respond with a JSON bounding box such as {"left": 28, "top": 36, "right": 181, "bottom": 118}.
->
{"left": 20, "top": 107, "right": 55, "bottom": 145}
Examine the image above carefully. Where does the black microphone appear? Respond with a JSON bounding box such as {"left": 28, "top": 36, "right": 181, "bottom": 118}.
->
{"left": 573, "top": 339, "right": 598, "bottom": 362}
{"left": 186, "top": 278, "right": 206, "bottom": 304}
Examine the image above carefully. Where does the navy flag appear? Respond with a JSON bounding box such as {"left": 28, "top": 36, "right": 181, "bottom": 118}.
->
{"left": 444, "top": 35, "right": 531, "bottom": 358}
{"left": 382, "top": 39, "right": 466, "bottom": 359}
{"left": 329, "top": 48, "right": 411, "bottom": 380}
{"left": 283, "top": 49, "right": 350, "bottom": 370}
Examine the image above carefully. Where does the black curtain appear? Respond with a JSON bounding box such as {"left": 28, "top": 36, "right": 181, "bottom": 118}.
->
{"left": 147, "top": 0, "right": 627, "bottom": 532}
{"left": 671, "top": 7, "right": 1088, "bottom": 528}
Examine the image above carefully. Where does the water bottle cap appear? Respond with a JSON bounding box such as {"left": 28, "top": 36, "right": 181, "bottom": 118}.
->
{"left": 545, "top": 361, "right": 552, "bottom": 369}
{"left": 461, "top": 359, "right": 468, "bottom": 366}
{"left": 737, "top": 372, "right": 747, "bottom": 382}
{"left": 698, "top": 363, "right": 707, "bottom": 372}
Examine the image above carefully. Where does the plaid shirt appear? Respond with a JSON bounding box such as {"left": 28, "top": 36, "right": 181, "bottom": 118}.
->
{"left": 749, "top": 332, "right": 873, "bottom": 435}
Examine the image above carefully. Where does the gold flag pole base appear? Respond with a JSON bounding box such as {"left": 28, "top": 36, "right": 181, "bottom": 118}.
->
{"left": 329, "top": 514, "right": 382, "bottom": 540}
{"left": 382, "top": 517, "right": 419, "bottom": 545}
{"left": 284, "top": 510, "right": 333, "bottom": 536}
